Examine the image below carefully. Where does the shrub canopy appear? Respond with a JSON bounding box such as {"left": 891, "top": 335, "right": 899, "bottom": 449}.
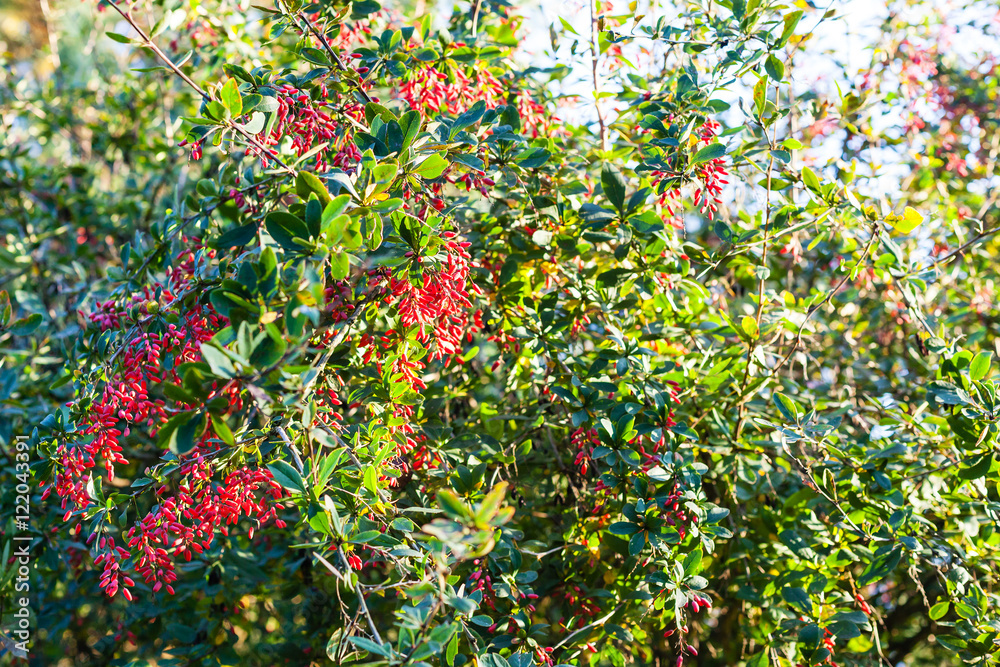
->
{"left": 3, "top": 0, "right": 1000, "bottom": 665}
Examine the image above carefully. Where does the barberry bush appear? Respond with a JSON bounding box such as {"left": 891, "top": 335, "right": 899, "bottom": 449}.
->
{"left": 3, "top": 0, "right": 1000, "bottom": 665}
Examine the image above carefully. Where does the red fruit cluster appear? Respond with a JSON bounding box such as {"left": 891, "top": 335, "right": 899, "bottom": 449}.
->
{"left": 398, "top": 60, "right": 550, "bottom": 137}
{"left": 45, "top": 248, "right": 292, "bottom": 601}
{"left": 50, "top": 250, "right": 225, "bottom": 516}
{"left": 661, "top": 484, "right": 695, "bottom": 540}
{"left": 650, "top": 120, "right": 730, "bottom": 227}
{"left": 251, "top": 83, "right": 366, "bottom": 172}
{"left": 121, "top": 463, "right": 286, "bottom": 600}
{"left": 93, "top": 536, "right": 135, "bottom": 601}
{"left": 469, "top": 560, "right": 497, "bottom": 610}
{"left": 376, "top": 236, "right": 481, "bottom": 361}
{"left": 560, "top": 585, "right": 602, "bottom": 629}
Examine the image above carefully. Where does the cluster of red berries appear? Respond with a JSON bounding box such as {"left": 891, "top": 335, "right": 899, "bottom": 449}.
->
{"left": 374, "top": 235, "right": 481, "bottom": 361}
{"left": 252, "top": 83, "right": 365, "bottom": 172}
{"left": 660, "top": 485, "right": 696, "bottom": 540}
{"left": 559, "top": 585, "right": 602, "bottom": 629}
{"left": 49, "top": 250, "right": 224, "bottom": 516}
{"left": 344, "top": 552, "right": 364, "bottom": 570}
{"left": 46, "top": 248, "right": 294, "bottom": 601}
{"left": 398, "top": 58, "right": 550, "bottom": 137}
{"left": 469, "top": 561, "right": 497, "bottom": 610}
{"left": 348, "top": 237, "right": 482, "bottom": 481}
{"left": 649, "top": 120, "right": 730, "bottom": 227}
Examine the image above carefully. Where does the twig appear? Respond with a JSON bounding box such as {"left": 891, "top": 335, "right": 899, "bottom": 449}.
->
{"left": 553, "top": 604, "right": 623, "bottom": 650}
{"left": 732, "top": 83, "right": 780, "bottom": 440}
{"left": 906, "top": 225, "right": 1000, "bottom": 278}
{"left": 276, "top": 426, "right": 306, "bottom": 473}
{"left": 589, "top": 0, "right": 608, "bottom": 152}
{"left": 338, "top": 546, "right": 384, "bottom": 644}
{"left": 471, "top": 0, "right": 483, "bottom": 37}
{"left": 770, "top": 221, "right": 882, "bottom": 377}
{"left": 105, "top": 3, "right": 296, "bottom": 174}
{"left": 313, "top": 551, "right": 351, "bottom": 585}
{"left": 276, "top": 0, "right": 374, "bottom": 105}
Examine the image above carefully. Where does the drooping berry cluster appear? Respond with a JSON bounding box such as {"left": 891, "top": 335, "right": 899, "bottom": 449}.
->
{"left": 648, "top": 120, "right": 730, "bottom": 227}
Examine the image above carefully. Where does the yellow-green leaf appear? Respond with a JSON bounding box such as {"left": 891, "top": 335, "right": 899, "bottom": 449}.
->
{"left": 893, "top": 206, "right": 924, "bottom": 234}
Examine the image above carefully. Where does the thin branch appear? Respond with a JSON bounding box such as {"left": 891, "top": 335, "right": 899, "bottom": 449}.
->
{"left": 771, "top": 221, "right": 883, "bottom": 377}
{"left": 589, "top": 0, "right": 608, "bottom": 152}
{"left": 106, "top": 3, "right": 296, "bottom": 174}
{"left": 276, "top": 0, "right": 374, "bottom": 105}
{"left": 553, "top": 604, "right": 623, "bottom": 650}
{"left": 338, "top": 547, "right": 384, "bottom": 644}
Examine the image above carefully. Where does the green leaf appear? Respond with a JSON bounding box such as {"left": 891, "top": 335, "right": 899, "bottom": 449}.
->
{"left": 601, "top": 164, "right": 627, "bottom": 214}
{"left": 958, "top": 454, "right": 992, "bottom": 480}
{"left": 411, "top": 47, "right": 439, "bottom": 61}
{"left": 363, "top": 465, "right": 378, "bottom": 495}
{"left": 935, "top": 635, "right": 967, "bottom": 652}
{"left": 516, "top": 146, "right": 550, "bottom": 169}
{"left": 265, "top": 211, "right": 311, "bottom": 250}
{"left": 683, "top": 548, "right": 703, "bottom": 575}
{"left": 778, "top": 10, "right": 803, "bottom": 47}
{"left": 349, "top": 530, "right": 382, "bottom": 544}
{"left": 765, "top": 54, "right": 785, "bottom": 81}
{"left": 802, "top": 166, "right": 821, "bottom": 191}
{"left": 0, "top": 290, "right": 10, "bottom": 326}
{"left": 330, "top": 249, "right": 350, "bottom": 280}
{"left": 210, "top": 415, "right": 235, "bottom": 447}
{"left": 609, "top": 522, "right": 638, "bottom": 536}
{"left": 214, "top": 223, "right": 257, "bottom": 249}
{"left": 437, "top": 490, "right": 470, "bottom": 519}
{"left": 414, "top": 153, "right": 448, "bottom": 179}
{"left": 691, "top": 143, "right": 726, "bottom": 166}
{"left": 106, "top": 32, "right": 136, "bottom": 45}
{"left": 169, "top": 412, "right": 205, "bottom": 455}
{"left": 221, "top": 78, "right": 243, "bottom": 118}
{"left": 926, "top": 380, "right": 972, "bottom": 406}
{"left": 892, "top": 206, "right": 924, "bottom": 234}
{"left": 267, "top": 460, "right": 306, "bottom": 495}
{"left": 781, "top": 586, "right": 812, "bottom": 614}
{"left": 300, "top": 47, "right": 332, "bottom": 66}
{"left": 200, "top": 344, "right": 237, "bottom": 378}
{"left": 929, "top": 601, "right": 950, "bottom": 620}
{"left": 297, "top": 172, "right": 333, "bottom": 207}
{"left": 746, "top": 650, "right": 770, "bottom": 667}
{"left": 628, "top": 531, "right": 646, "bottom": 556}
{"left": 753, "top": 76, "right": 767, "bottom": 115}
{"left": 9, "top": 313, "right": 42, "bottom": 335}
{"left": 858, "top": 544, "right": 903, "bottom": 587}
{"left": 347, "top": 636, "right": 391, "bottom": 657}
{"left": 773, "top": 392, "right": 800, "bottom": 422}
{"left": 478, "top": 654, "right": 510, "bottom": 667}
{"left": 449, "top": 100, "right": 486, "bottom": 138}
{"left": 970, "top": 351, "right": 992, "bottom": 382}
{"left": 475, "top": 482, "right": 508, "bottom": 524}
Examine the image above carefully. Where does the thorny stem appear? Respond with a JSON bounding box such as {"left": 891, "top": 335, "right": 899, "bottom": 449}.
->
{"left": 106, "top": 3, "right": 297, "bottom": 174}
{"left": 589, "top": 0, "right": 609, "bottom": 152}
{"left": 278, "top": 418, "right": 386, "bottom": 646}
{"left": 770, "top": 221, "right": 883, "bottom": 377}
{"left": 338, "top": 546, "right": 384, "bottom": 644}
{"left": 276, "top": 0, "right": 375, "bottom": 106}
{"left": 732, "top": 84, "right": 779, "bottom": 440}
{"left": 471, "top": 0, "right": 483, "bottom": 37}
